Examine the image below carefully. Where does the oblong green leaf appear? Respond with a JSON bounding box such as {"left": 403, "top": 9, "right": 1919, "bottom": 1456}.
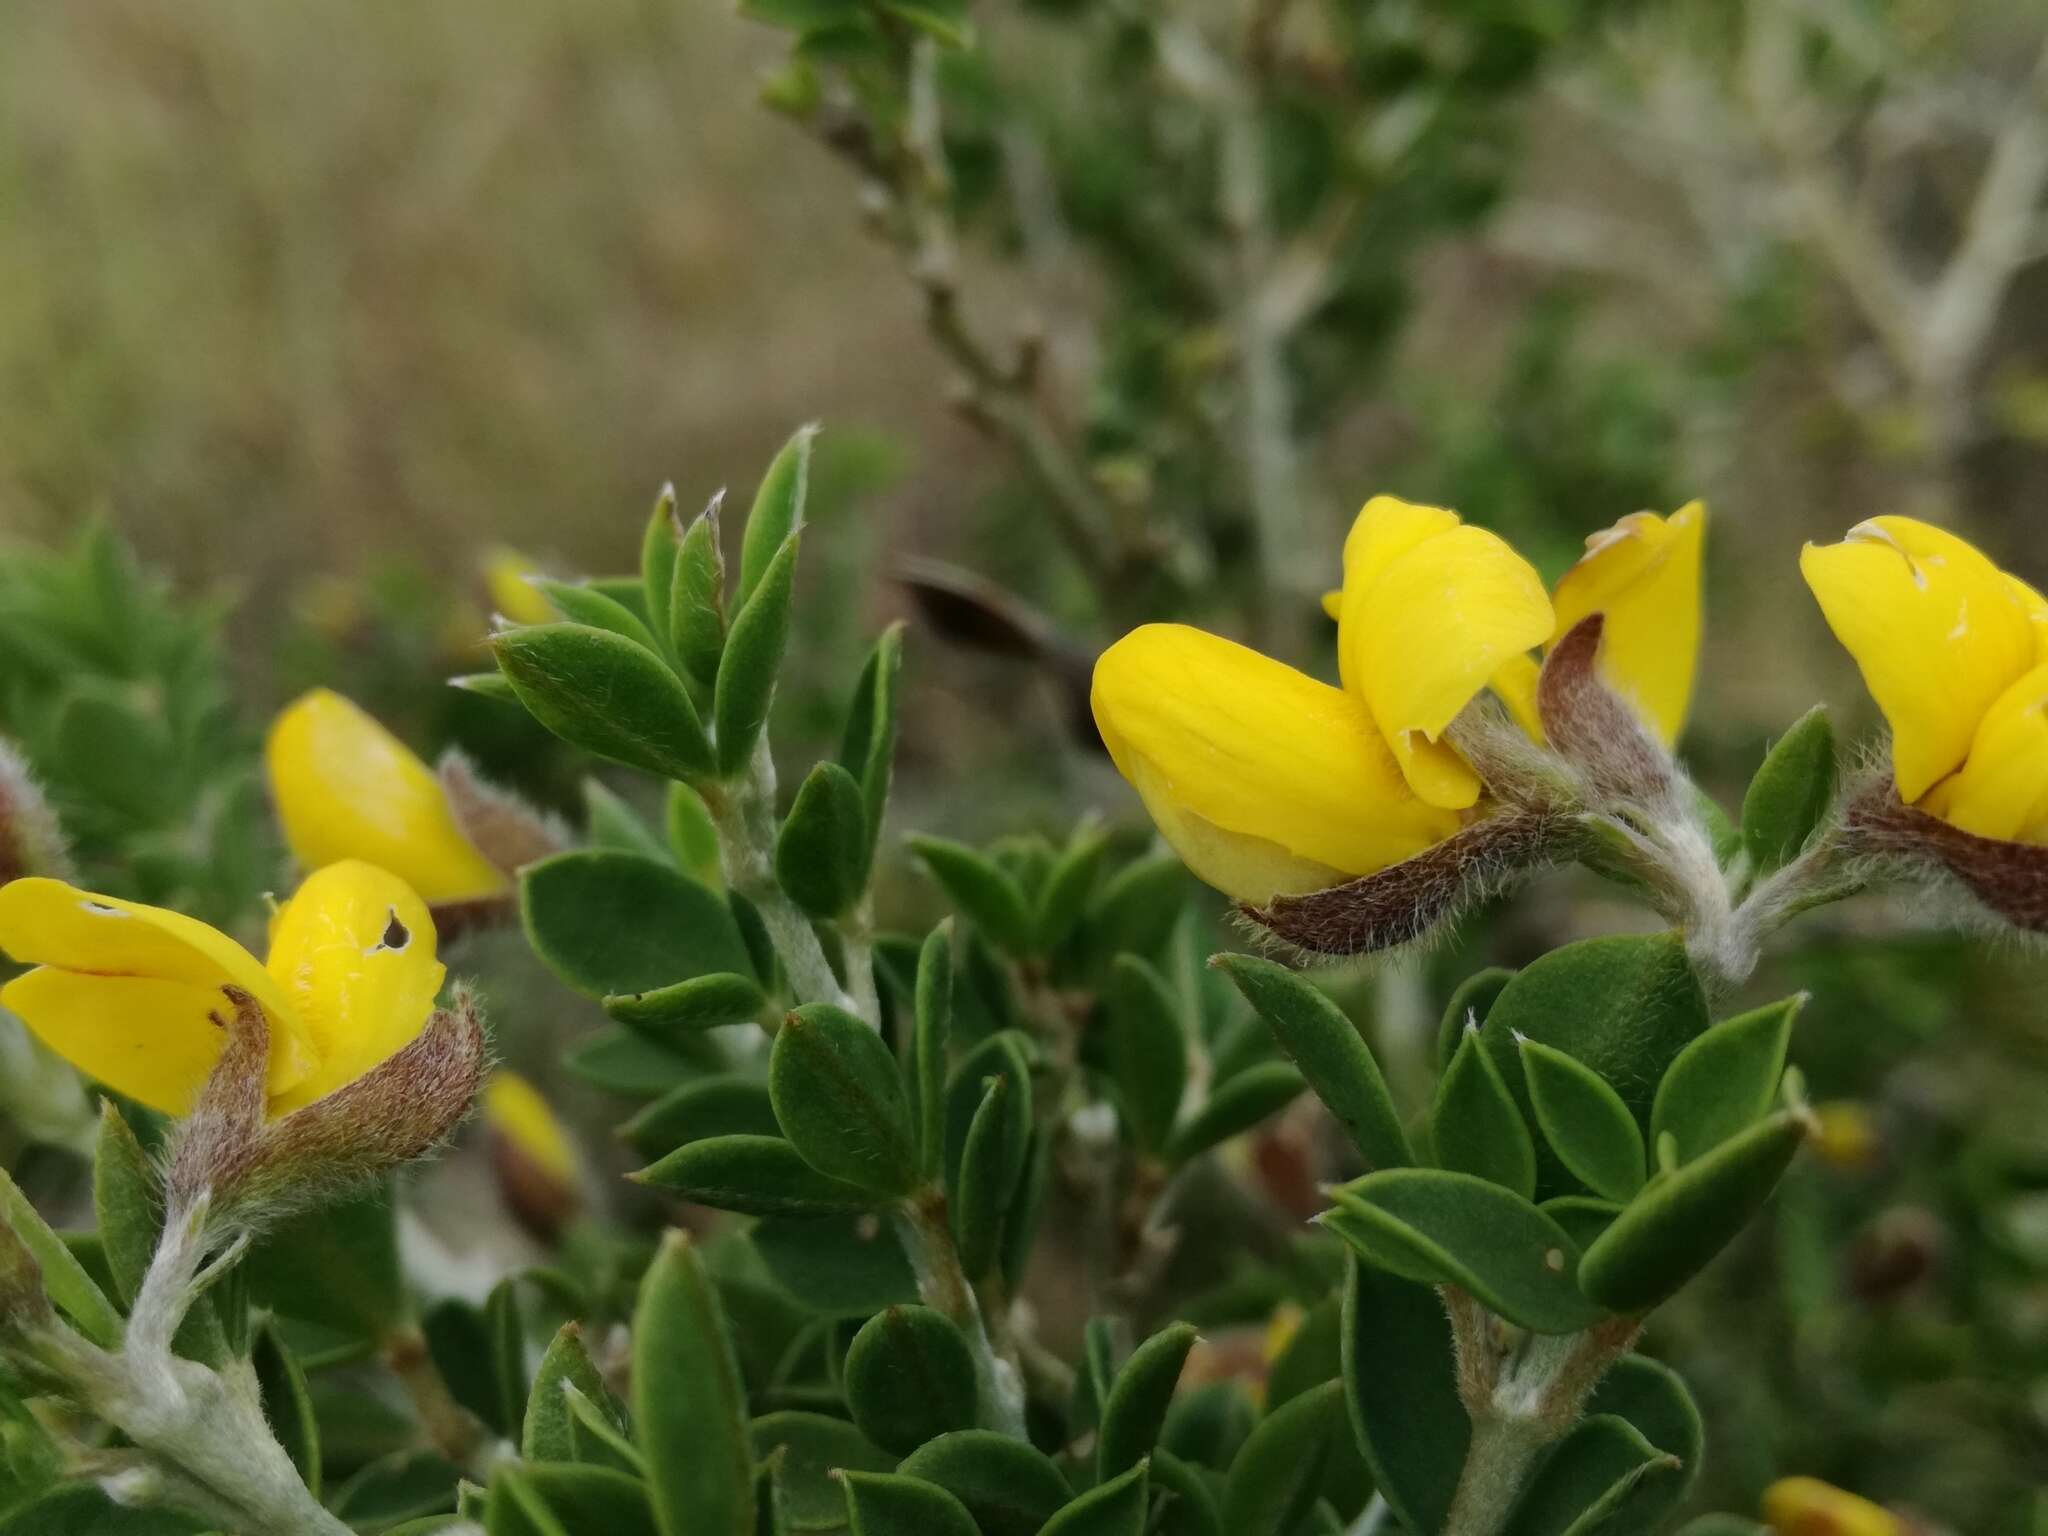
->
{"left": 776, "top": 760, "right": 870, "bottom": 918}
{"left": 953, "top": 1072, "right": 1030, "bottom": 1279}
{"left": 634, "top": 1135, "right": 879, "bottom": 1216}
{"left": 1438, "top": 967, "right": 1516, "bottom": 1074}
{"left": 1651, "top": 998, "right": 1800, "bottom": 1166}
{"left": 564, "top": 1028, "right": 713, "bottom": 1100}
{"left": 1518, "top": 1038, "right": 1646, "bottom": 1204}
{"left": 913, "top": 923, "right": 953, "bottom": 1183}
{"left": 911, "top": 837, "right": 1037, "bottom": 956}
{"left": 518, "top": 1464, "right": 659, "bottom": 1536}
{"left": 1579, "top": 1111, "right": 1808, "bottom": 1313}
{"left": 1220, "top": 1379, "right": 1349, "bottom": 1536}
{"left": 837, "top": 623, "right": 905, "bottom": 867}
{"left": 523, "top": 850, "right": 751, "bottom": 998}
{"left": 1034, "top": 830, "right": 1107, "bottom": 954}
{"left": 715, "top": 532, "right": 800, "bottom": 778}
{"left": 1105, "top": 956, "right": 1188, "bottom": 1156}
{"left": 770, "top": 1004, "right": 919, "bottom": 1197}
{"left": 633, "top": 1232, "right": 754, "bottom": 1536}
{"left": 529, "top": 578, "right": 664, "bottom": 657}
{"left": 1503, "top": 1414, "right": 1681, "bottom": 1536}
{"left": 641, "top": 483, "right": 682, "bottom": 654}
{"left": 897, "top": 1431, "right": 1072, "bottom": 1536}
{"left": 1341, "top": 1256, "right": 1466, "bottom": 1536}
{"left": 606, "top": 973, "right": 769, "bottom": 1041}
{"left": 495, "top": 622, "right": 712, "bottom": 781}
{"left": 522, "top": 1323, "right": 618, "bottom": 1464}
{"left": 1432, "top": 1028, "right": 1536, "bottom": 1200}
{"left": 1741, "top": 706, "right": 1837, "bottom": 875}
{"left": 739, "top": 426, "right": 815, "bottom": 609}
{"left": 1163, "top": 1062, "right": 1307, "bottom": 1165}
{"left": 750, "top": 1214, "right": 919, "bottom": 1317}
{"left": 752, "top": 1410, "right": 893, "bottom": 1528}
{"left": 671, "top": 493, "right": 729, "bottom": 689}
{"left": 841, "top": 1472, "right": 979, "bottom": 1536}
{"left": 1324, "top": 1169, "right": 1606, "bottom": 1335}
{"left": 1148, "top": 1451, "right": 1225, "bottom": 1536}
{"left": 1039, "top": 1463, "right": 1148, "bottom": 1536}
{"left": 620, "top": 1077, "right": 781, "bottom": 1161}
{"left": 0, "top": 1165, "right": 119, "bottom": 1347}
{"left": 843, "top": 1306, "right": 980, "bottom": 1456}
{"left": 1582, "top": 1354, "right": 1704, "bottom": 1531}
{"left": 1098, "top": 1322, "right": 1197, "bottom": 1480}
{"left": 1213, "top": 954, "right": 1411, "bottom": 1173}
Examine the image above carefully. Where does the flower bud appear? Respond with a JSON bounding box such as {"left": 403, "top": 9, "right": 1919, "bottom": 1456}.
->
{"left": 484, "top": 1070, "right": 582, "bottom": 1242}
{"left": 1762, "top": 1475, "right": 1901, "bottom": 1536}
{"left": 0, "top": 739, "right": 71, "bottom": 887}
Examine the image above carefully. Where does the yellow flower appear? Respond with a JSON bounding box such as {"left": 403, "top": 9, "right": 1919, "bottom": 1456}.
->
{"left": 483, "top": 1070, "right": 578, "bottom": 1188}
{"left": 267, "top": 689, "right": 509, "bottom": 904}
{"left": 1802, "top": 517, "right": 2047, "bottom": 836}
{"left": 1551, "top": 501, "right": 1707, "bottom": 748}
{"left": 483, "top": 546, "right": 561, "bottom": 629}
{"left": 0, "top": 861, "right": 443, "bottom": 1118}
{"left": 1810, "top": 1102, "right": 1881, "bottom": 1171}
{"left": 1762, "top": 1476, "right": 1899, "bottom": 1536}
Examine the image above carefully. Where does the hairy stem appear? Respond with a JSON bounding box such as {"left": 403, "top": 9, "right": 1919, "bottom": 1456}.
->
{"left": 894, "top": 1191, "right": 1028, "bottom": 1439}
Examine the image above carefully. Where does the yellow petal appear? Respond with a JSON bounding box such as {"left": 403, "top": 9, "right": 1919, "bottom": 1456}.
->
{"left": 263, "top": 861, "right": 445, "bottom": 1115}
{"left": 1340, "top": 525, "right": 1555, "bottom": 807}
{"left": 1550, "top": 502, "right": 1706, "bottom": 746}
{"left": 1762, "top": 1476, "right": 1899, "bottom": 1536}
{"left": 483, "top": 546, "right": 561, "bottom": 628}
{"left": 1092, "top": 624, "right": 1460, "bottom": 904}
{"left": 1800, "top": 517, "right": 2036, "bottom": 802}
{"left": 1919, "top": 663, "right": 2048, "bottom": 844}
{"left": 1490, "top": 653, "right": 1545, "bottom": 742}
{"left": 0, "top": 878, "right": 313, "bottom": 1115}
{"left": 2013, "top": 573, "right": 2048, "bottom": 663}
{"left": 484, "top": 1071, "right": 579, "bottom": 1186}
{"left": 267, "top": 689, "right": 509, "bottom": 905}
{"left": 1334, "top": 496, "right": 1462, "bottom": 693}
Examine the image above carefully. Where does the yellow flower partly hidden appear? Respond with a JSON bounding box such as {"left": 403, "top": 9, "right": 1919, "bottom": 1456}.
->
{"left": 1762, "top": 1476, "right": 1900, "bottom": 1536}
{"left": 483, "top": 546, "right": 562, "bottom": 629}
{"left": 483, "top": 1071, "right": 579, "bottom": 1189}
{"left": 1092, "top": 496, "right": 1707, "bottom": 904}
{"left": 0, "top": 861, "right": 443, "bottom": 1118}
{"left": 1803, "top": 517, "right": 2048, "bottom": 841}
{"left": 267, "top": 689, "right": 509, "bottom": 905}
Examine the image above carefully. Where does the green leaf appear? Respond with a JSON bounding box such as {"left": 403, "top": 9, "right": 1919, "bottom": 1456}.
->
{"left": 242, "top": 1186, "right": 405, "bottom": 1342}
{"left": 564, "top": 1028, "right": 715, "bottom": 1100}
{"left": 1502, "top": 1414, "right": 1682, "bottom": 1536}
{"left": 564, "top": 1381, "right": 645, "bottom": 1474}
{"left": 1262, "top": 1293, "right": 1340, "bottom": 1411}
{"left": 523, "top": 1324, "right": 617, "bottom": 1463}
{"left": 606, "top": 972, "right": 768, "bottom": 1042}
{"left": 750, "top": 1215, "right": 919, "bottom": 1316}
{"left": 1148, "top": 1452, "right": 1225, "bottom": 1536}
{"left": 667, "top": 782, "right": 725, "bottom": 886}
{"left": 1105, "top": 956, "right": 1188, "bottom": 1156}
{"left": 1035, "top": 831, "right": 1107, "bottom": 953}
{"left": 1480, "top": 935, "right": 1708, "bottom": 1195}
{"left": 1324, "top": 1170, "right": 1606, "bottom": 1335}
{"left": 913, "top": 924, "right": 953, "bottom": 1184}
{"left": 1431, "top": 1029, "right": 1537, "bottom": 1200}
{"left": 425, "top": 1299, "right": 502, "bottom": 1434}
{"left": 752, "top": 1411, "right": 893, "bottom": 1528}
{"left": 1692, "top": 785, "right": 1745, "bottom": 869}
{"left": 1741, "top": 706, "right": 1837, "bottom": 875}
{"left": 487, "top": 1280, "right": 533, "bottom": 1455}
{"left": 715, "top": 532, "right": 800, "bottom": 779}
{"left": 840, "top": 1472, "right": 980, "bottom": 1536}
{"left": 530, "top": 578, "right": 665, "bottom": 657}
{"left": 896, "top": 1432, "right": 1072, "bottom": 1536}
{"left": 0, "top": 1485, "right": 209, "bottom": 1534}
{"left": 1582, "top": 1355, "right": 1704, "bottom": 1530}
{"left": 842, "top": 1306, "right": 979, "bottom": 1456}
{"left": 1341, "top": 1257, "right": 1467, "bottom": 1536}
{"left": 584, "top": 779, "right": 675, "bottom": 864}
{"left": 1438, "top": 967, "right": 1516, "bottom": 1074}
{"left": 94, "top": 1101, "right": 221, "bottom": 1367}
{"left": 1073, "top": 855, "right": 1190, "bottom": 975}
{"left": 1651, "top": 997, "right": 1801, "bottom": 1166}
{"left": 911, "top": 837, "right": 1036, "bottom": 955}
{"left": 621, "top": 1077, "right": 782, "bottom": 1160}
{"left": 1040, "top": 1463, "right": 1149, "bottom": 1536}
{"left": 513, "top": 1465, "right": 659, "bottom": 1536}
{"left": 953, "top": 1072, "right": 1031, "bottom": 1279}
{"left": 252, "top": 1321, "right": 320, "bottom": 1498}
{"left": 1098, "top": 1322, "right": 1197, "bottom": 1479}
{"left": 1220, "top": 1379, "right": 1349, "bottom": 1536}
{"left": 1540, "top": 1197, "right": 1623, "bottom": 1251}
{"left": 770, "top": 1004, "right": 919, "bottom": 1197}
{"left": 495, "top": 623, "right": 713, "bottom": 781}
{"left": 524, "top": 849, "right": 752, "bottom": 997}
{"left": 1518, "top": 1038, "right": 1647, "bottom": 1204}
{"left": 672, "top": 493, "right": 730, "bottom": 689}
{"left": 1001, "top": 1131, "right": 1052, "bottom": 1296}
{"left": 1579, "top": 1111, "right": 1808, "bottom": 1313}
{"left": 1161, "top": 1384, "right": 1253, "bottom": 1471}
{"left": 838, "top": 624, "right": 905, "bottom": 868}
{"left": 641, "top": 483, "right": 682, "bottom": 655}
{"left": 1213, "top": 955, "right": 1410, "bottom": 1173}
{"left": 330, "top": 1450, "right": 461, "bottom": 1528}
{"left": 0, "top": 1163, "right": 121, "bottom": 1347}
{"left": 635, "top": 1135, "right": 878, "bottom": 1216}
{"left": 776, "top": 761, "right": 871, "bottom": 918}
{"left": 1164, "top": 1062, "right": 1306, "bottom": 1165}
{"left": 740, "top": 426, "right": 816, "bottom": 609}
{"left": 635, "top": 1232, "right": 755, "bottom": 1536}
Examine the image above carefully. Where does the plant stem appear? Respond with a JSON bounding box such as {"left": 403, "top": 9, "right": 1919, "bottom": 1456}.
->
{"left": 705, "top": 739, "right": 864, "bottom": 1022}
{"left": 894, "top": 1191, "right": 1029, "bottom": 1440}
